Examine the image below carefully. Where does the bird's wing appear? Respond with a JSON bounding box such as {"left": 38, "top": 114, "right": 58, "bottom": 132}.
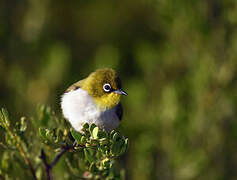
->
{"left": 115, "top": 103, "right": 123, "bottom": 121}
{"left": 65, "top": 80, "right": 84, "bottom": 93}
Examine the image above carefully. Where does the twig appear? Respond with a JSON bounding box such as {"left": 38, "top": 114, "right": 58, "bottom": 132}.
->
{"left": 3, "top": 121, "right": 37, "bottom": 180}
{"left": 40, "top": 141, "right": 77, "bottom": 180}
{"left": 40, "top": 149, "right": 51, "bottom": 180}
{"left": 51, "top": 141, "right": 77, "bottom": 167}
{"left": 17, "top": 142, "right": 37, "bottom": 180}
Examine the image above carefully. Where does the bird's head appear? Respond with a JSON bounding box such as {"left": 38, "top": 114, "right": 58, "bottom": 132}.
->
{"left": 81, "top": 68, "right": 127, "bottom": 109}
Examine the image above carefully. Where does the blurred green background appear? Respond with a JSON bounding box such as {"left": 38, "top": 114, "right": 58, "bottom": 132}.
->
{"left": 1, "top": 0, "right": 237, "bottom": 179}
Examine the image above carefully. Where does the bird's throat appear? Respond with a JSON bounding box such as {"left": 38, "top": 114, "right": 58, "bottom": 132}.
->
{"left": 94, "top": 93, "right": 121, "bottom": 110}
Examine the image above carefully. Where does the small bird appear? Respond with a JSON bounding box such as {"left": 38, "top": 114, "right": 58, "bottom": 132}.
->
{"left": 61, "top": 68, "right": 127, "bottom": 132}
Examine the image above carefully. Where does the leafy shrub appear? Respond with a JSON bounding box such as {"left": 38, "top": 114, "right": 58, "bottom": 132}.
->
{"left": 0, "top": 105, "right": 128, "bottom": 180}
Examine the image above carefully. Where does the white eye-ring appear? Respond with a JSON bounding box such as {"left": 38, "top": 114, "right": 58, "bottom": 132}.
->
{"left": 103, "top": 83, "right": 111, "bottom": 92}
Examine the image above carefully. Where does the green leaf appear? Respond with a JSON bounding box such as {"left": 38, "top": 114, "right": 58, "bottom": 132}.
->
{"left": 92, "top": 127, "right": 99, "bottom": 139}
{"left": 56, "top": 129, "right": 64, "bottom": 142}
{"left": 89, "top": 162, "right": 97, "bottom": 173}
{"left": 20, "top": 117, "right": 27, "bottom": 132}
{"left": 80, "top": 135, "right": 87, "bottom": 144}
{"left": 82, "top": 123, "right": 89, "bottom": 131}
{"left": 102, "top": 158, "right": 111, "bottom": 169}
{"left": 50, "top": 128, "right": 58, "bottom": 143}
{"left": 112, "top": 133, "right": 120, "bottom": 141}
{"left": 39, "top": 128, "right": 47, "bottom": 140}
{"left": 70, "top": 129, "right": 82, "bottom": 143}
{"left": 111, "top": 141, "right": 122, "bottom": 155}
{"left": 1, "top": 108, "right": 10, "bottom": 127}
{"left": 110, "top": 130, "right": 116, "bottom": 138}
{"left": 98, "top": 130, "right": 108, "bottom": 139}
{"left": 124, "top": 138, "right": 129, "bottom": 151}
{"left": 120, "top": 138, "right": 129, "bottom": 155}
{"left": 84, "top": 148, "right": 94, "bottom": 163}
{"left": 89, "top": 123, "right": 97, "bottom": 134}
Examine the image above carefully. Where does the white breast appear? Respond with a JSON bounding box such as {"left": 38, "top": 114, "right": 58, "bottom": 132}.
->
{"left": 61, "top": 88, "right": 120, "bottom": 132}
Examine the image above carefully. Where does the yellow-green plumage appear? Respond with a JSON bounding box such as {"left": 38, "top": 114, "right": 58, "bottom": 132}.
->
{"left": 66, "top": 68, "right": 122, "bottom": 109}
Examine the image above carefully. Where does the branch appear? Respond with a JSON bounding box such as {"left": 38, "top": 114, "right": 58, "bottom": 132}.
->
{"left": 40, "top": 149, "right": 51, "bottom": 180}
{"left": 2, "top": 118, "right": 37, "bottom": 180}
{"left": 40, "top": 141, "right": 77, "bottom": 180}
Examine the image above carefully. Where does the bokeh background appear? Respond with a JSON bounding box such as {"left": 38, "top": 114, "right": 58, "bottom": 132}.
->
{"left": 1, "top": 0, "right": 237, "bottom": 179}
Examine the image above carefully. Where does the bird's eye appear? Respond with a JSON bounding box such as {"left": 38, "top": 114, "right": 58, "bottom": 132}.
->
{"left": 103, "top": 83, "right": 111, "bottom": 92}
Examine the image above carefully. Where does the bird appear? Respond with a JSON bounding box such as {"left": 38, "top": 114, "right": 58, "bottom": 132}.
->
{"left": 61, "top": 68, "right": 127, "bottom": 132}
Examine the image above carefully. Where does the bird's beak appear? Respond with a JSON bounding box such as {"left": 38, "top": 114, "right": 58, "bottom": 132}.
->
{"left": 114, "top": 89, "right": 128, "bottom": 96}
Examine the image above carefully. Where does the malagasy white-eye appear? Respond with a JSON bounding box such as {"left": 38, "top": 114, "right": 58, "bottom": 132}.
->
{"left": 61, "top": 68, "right": 127, "bottom": 132}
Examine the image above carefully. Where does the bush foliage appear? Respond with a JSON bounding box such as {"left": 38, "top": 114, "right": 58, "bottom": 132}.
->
{"left": 0, "top": 105, "right": 128, "bottom": 180}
